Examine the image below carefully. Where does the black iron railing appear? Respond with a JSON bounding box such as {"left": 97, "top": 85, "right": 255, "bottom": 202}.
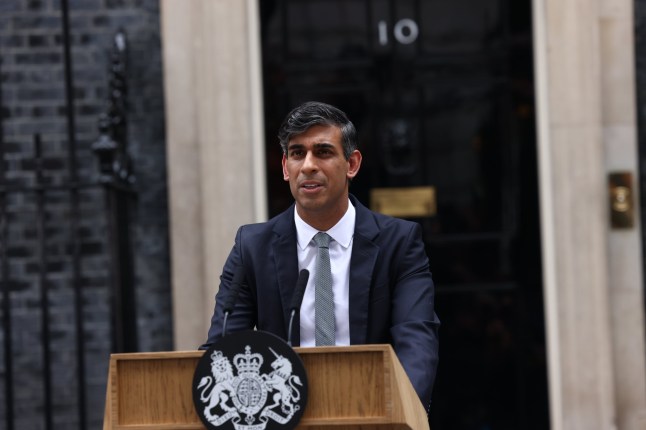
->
{"left": 0, "top": 0, "right": 137, "bottom": 428}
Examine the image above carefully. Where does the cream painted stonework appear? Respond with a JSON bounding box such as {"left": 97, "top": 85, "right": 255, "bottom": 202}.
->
{"left": 160, "top": 0, "right": 266, "bottom": 350}
{"left": 534, "top": 0, "right": 646, "bottom": 428}
{"left": 600, "top": 1, "right": 646, "bottom": 430}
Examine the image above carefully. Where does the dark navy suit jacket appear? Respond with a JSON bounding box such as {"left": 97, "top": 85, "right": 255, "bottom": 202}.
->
{"left": 203, "top": 195, "right": 440, "bottom": 408}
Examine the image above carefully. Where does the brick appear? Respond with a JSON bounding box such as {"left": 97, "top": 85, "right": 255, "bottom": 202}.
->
{"left": 0, "top": 35, "right": 26, "bottom": 48}
{"left": 27, "top": 0, "right": 45, "bottom": 10}
{"left": 15, "top": 52, "right": 63, "bottom": 65}
{"left": 11, "top": 15, "right": 60, "bottom": 31}
{"left": 92, "top": 14, "right": 109, "bottom": 26}
{"left": 0, "top": 0, "right": 22, "bottom": 13}
{"left": 27, "top": 34, "right": 49, "bottom": 47}
{"left": 52, "top": 0, "right": 103, "bottom": 10}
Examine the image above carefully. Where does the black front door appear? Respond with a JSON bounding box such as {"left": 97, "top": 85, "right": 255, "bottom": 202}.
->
{"left": 260, "top": 1, "right": 548, "bottom": 428}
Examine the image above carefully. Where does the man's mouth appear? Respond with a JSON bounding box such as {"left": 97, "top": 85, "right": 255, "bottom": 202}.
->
{"left": 300, "top": 182, "right": 323, "bottom": 191}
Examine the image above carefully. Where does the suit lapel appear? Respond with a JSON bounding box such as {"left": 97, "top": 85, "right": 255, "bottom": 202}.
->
{"left": 272, "top": 206, "right": 300, "bottom": 344}
{"left": 349, "top": 196, "right": 379, "bottom": 345}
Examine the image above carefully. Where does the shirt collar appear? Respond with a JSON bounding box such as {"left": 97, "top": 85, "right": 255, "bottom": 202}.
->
{"left": 295, "top": 200, "right": 356, "bottom": 250}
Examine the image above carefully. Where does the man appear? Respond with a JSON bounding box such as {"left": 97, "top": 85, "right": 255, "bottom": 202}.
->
{"left": 202, "top": 101, "right": 439, "bottom": 408}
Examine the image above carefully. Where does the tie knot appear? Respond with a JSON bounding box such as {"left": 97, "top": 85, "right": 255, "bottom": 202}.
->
{"left": 313, "top": 232, "right": 331, "bottom": 248}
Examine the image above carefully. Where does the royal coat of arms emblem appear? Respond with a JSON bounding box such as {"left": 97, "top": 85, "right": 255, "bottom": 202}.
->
{"left": 193, "top": 331, "right": 308, "bottom": 430}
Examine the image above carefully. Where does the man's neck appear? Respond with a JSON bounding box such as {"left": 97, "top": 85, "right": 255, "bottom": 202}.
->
{"left": 296, "top": 203, "right": 349, "bottom": 231}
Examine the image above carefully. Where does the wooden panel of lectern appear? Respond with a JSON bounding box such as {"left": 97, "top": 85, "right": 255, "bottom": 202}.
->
{"left": 103, "top": 344, "right": 429, "bottom": 430}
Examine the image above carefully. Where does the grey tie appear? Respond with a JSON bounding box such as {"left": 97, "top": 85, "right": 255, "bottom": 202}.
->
{"left": 313, "top": 232, "right": 335, "bottom": 346}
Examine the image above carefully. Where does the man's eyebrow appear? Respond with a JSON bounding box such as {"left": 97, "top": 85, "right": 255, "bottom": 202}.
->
{"left": 313, "top": 142, "right": 335, "bottom": 149}
{"left": 287, "top": 142, "right": 336, "bottom": 150}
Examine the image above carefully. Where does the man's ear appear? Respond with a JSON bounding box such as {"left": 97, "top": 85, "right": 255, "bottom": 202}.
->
{"left": 282, "top": 154, "right": 289, "bottom": 181}
{"left": 347, "top": 150, "right": 362, "bottom": 179}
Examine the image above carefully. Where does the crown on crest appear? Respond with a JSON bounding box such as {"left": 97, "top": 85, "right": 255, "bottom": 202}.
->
{"left": 210, "top": 349, "right": 228, "bottom": 364}
{"left": 233, "top": 345, "right": 263, "bottom": 375}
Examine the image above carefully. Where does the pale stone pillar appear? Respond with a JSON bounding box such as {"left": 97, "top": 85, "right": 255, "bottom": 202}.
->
{"left": 160, "top": 0, "right": 267, "bottom": 350}
{"left": 532, "top": 0, "right": 617, "bottom": 428}
{"left": 600, "top": 0, "right": 646, "bottom": 428}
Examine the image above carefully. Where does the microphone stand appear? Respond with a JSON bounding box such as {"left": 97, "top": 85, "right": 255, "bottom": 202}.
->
{"left": 221, "top": 266, "right": 245, "bottom": 338}
{"left": 287, "top": 269, "right": 310, "bottom": 347}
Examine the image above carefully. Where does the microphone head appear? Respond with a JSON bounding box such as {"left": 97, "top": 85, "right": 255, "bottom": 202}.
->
{"left": 290, "top": 269, "right": 310, "bottom": 311}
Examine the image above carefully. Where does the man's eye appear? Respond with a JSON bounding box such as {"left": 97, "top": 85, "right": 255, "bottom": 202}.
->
{"left": 290, "top": 150, "right": 304, "bottom": 157}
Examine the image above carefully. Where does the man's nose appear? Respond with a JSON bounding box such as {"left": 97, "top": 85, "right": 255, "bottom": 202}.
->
{"left": 302, "top": 151, "right": 318, "bottom": 172}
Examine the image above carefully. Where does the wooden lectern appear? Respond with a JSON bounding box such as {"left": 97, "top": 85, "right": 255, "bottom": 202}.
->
{"left": 103, "top": 344, "right": 429, "bottom": 430}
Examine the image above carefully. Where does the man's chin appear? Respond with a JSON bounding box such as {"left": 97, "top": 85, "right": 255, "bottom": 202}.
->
{"left": 296, "top": 195, "right": 333, "bottom": 214}
{"left": 296, "top": 199, "right": 324, "bottom": 212}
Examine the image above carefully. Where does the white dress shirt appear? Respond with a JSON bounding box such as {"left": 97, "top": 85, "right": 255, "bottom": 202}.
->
{"left": 295, "top": 200, "right": 355, "bottom": 346}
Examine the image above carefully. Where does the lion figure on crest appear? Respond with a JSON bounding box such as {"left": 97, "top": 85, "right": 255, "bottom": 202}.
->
{"left": 197, "top": 350, "right": 236, "bottom": 421}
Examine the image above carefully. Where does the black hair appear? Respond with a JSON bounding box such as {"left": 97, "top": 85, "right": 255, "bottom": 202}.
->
{"left": 277, "top": 101, "right": 357, "bottom": 160}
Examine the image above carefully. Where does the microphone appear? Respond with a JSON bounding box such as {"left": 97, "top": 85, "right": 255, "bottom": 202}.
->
{"left": 287, "top": 269, "right": 310, "bottom": 346}
{"left": 221, "top": 266, "right": 245, "bottom": 338}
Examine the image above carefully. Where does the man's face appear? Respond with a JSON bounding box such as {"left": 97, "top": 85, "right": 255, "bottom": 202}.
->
{"left": 282, "top": 124, "right": 362, "bottom": 230}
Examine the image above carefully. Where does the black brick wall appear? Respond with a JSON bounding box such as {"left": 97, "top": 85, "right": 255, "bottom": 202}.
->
{"left": 0, "top": 0, "right": 170, "bottom": 429}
